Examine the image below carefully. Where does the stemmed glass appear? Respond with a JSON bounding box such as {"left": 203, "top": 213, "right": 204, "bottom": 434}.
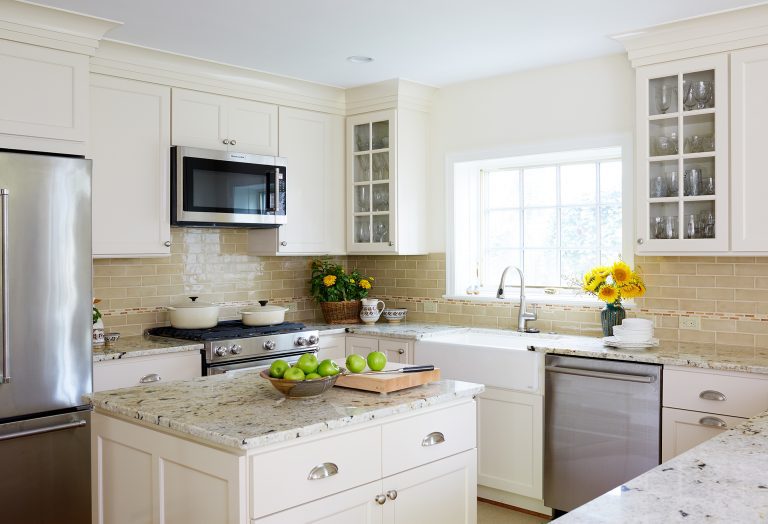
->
{"left": 682, "top": 81, "right": 697, "bottom": 111}
{"left": 655, "top": 84, "right": 675, "bottom": 114}
{"left": 692, "top": 81, "right": 712, "bottom": 110}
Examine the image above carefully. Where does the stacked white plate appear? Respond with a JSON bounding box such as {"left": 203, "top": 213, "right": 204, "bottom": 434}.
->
{"left": 604, "top": 318, "right": 657, "bottom": 349}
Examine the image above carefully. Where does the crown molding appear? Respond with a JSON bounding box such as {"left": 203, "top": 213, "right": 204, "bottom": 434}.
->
{"left": 0, "top": 0, "right": 119, "bottom": 55}
{"left": 345, "top": 79, "right": 437, "bottom": 115}
{"left": 613, "top": 2, "right": 768, "bottom": 67}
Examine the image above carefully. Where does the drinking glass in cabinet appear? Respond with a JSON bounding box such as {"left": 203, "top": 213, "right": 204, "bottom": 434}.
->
{"left": 371, "top": 120, "right": 389, "bottom": 150}
{"left": 655, "top": 84, "right": 676, "bottom": 114}
{"left": 372, "top": 152, "right": 389, "bottom": 180}
{"left": 354, "top": 124, "right": 370, "bottom": 152}
{"left": 702, "top": 176, "right": 715, "bottom": 195}
{"left": 372, "top": 183, "right": 389, "bottom": 212}
{"left": 682, "top": 81, "right": 697, "bottom": 111}
{"left": 654, "top": 135, "right": 678, "bottom": 156}
{"left": 355, "top": 216, "right": 371, "bottom": 243}
{"left": 692, "top": 81, "right": 713, "bottom": 110}
{"left": 684, "top": 134, "right": 714, "bottom": 154}
{"left": 652, "top": 216, "right": 677, "bottom": 240}
{"left": 354, "top": 155, "right": 370, "bottom": 182}
{"left": 649, "top": 76, "right": 677, "bottom": 115}
{"left": 355, "top": 185, "right": 370, "bottom": 213}
{"left": 650, "top": 175, "right": 668, "bottom": 198}
{"left": 372, "top": 215, "right": 389, "bottom": 243}
{"left": 685, "top": 212, "right": 715, "bottom": 239}
{"left": 684, "top": 168, "right": 703, "bottom": 196}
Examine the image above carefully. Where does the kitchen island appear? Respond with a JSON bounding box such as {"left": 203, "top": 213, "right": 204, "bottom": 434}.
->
{"left": 90, "top": 371, "right": 483, "bottom": 523}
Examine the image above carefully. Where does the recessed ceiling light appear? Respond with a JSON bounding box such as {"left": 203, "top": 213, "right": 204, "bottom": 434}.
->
{"left": 347, "top": 55, "right": 374, "bottom": 64}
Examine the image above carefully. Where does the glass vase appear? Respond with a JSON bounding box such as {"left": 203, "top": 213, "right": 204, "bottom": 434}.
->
{"left": 601, "top": 303, "right": 626, "bottom": 337}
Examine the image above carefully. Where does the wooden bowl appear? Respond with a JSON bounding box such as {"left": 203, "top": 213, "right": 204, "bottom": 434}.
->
{"left": 259, "top": 369, "right": 342, "bottom": 398}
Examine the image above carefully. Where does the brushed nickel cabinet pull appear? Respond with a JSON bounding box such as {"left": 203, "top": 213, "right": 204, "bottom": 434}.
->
{"left": 422, "top": 431, "right": 445, "bottom": 447}
{"left": 308, "top": 462, "right": 338, "bottom": 480}
{"left": 139, "top": 373, "right": 161, "bottom": 384}
{"left": 699, "top": 416, "right": 727, "bottom": 428}
{"left": 699, "top": 390, "right": 727, "bottom": 401}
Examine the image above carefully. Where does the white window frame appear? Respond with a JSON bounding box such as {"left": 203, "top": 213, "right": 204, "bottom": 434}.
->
{"left": 444, "top": 134, "right": 634, "bottom": 306}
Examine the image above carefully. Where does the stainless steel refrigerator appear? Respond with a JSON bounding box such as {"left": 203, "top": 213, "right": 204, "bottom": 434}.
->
{"left": 0, "top": 151, "right": 92, "bottom": 523}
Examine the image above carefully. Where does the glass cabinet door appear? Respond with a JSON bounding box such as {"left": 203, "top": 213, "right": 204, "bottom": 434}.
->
{"left": 349, "top": 111, "right": 396, "bottom": 252}
{"left": 638, "top": 55, "right": 728, "bottom": 252}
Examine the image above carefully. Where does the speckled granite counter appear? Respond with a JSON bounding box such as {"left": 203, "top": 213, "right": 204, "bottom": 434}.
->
{"left": 92, "top": 335, "right": 202, "bottom": 362}
{"left": 555, "top": 410, "right": 768, "bottom": 523}
{"left": 90, "top": 371, "right": 483, "bottom": 450}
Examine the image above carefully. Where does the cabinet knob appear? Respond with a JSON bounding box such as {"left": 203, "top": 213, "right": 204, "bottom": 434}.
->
{"left": 222, "top": 139, "right": 230, "bottom": 145}
{"left": 375, "top": 494, "right": 387, "bottom": 505}
{"left": 637, "top": 238, "right": 644, "bottom": 245}
{"left": 164, "top": 241, "right": 171, "bottom": 247}
{"left": 398, "top": 348, "right": 405, "bottom": 354}
{"left": 280, "top": 241, "right": 287, "bottom": 246}
{"left": 386, "top": 490, "right": 398, "bottom": 501}
{"left": 230, "top": 139, "right": 237, "bottom": 146}
{"left": 389, "top": 241, "right": 394, "bottom": 247}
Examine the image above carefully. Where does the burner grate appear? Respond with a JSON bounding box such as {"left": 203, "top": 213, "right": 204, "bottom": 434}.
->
{"left": 147, "top": 320, "right": 307, "bottom": 341}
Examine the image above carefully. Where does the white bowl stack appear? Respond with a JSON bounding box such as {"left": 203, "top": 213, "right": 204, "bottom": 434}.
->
{"left": 612, "top": 319, "right": 654, "bottom": 343}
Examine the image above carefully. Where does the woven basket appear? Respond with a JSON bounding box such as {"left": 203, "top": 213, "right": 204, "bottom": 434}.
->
{"left": 320, "top": 300, "right": 361, "bottom": 324}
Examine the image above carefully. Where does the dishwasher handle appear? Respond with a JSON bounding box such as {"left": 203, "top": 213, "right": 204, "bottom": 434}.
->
{"left": 545, "top": 365, "right": 656, "bottom": 383}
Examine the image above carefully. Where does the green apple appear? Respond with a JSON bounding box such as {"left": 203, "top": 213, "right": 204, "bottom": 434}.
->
{"left": 317, "top": 359, "right": 340, "bottom": 377}
{"left": 283, "top": 367, "right": 305, "bottom": 381}
{"left": 268, "top": 359, "right": 290, "bottom": 378}
{"left": 345, "top": 353, "right": 367, "bottom": 373}
{"left": 296, "top": 353, "right": 319, "bottom": 375}
{"left": 367, "top": 351, "right": 387, "bottom": 372}
{"left": 305, "top": 373, "right": 322, "bottom": 380}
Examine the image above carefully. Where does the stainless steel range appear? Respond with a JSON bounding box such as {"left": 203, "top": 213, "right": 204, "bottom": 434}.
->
{"left": 147, "top": 321, "right": 320, "bottom": 375}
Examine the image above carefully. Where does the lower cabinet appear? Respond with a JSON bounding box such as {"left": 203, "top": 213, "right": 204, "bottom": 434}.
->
{"left": 93, "top": 351, "right": 201, "bottom": 392}
{"left": 345, "top": 335, "right": 411, "bottom": 364}
{"left": 317, "top": 333, "right": 346, "bottom": 361}
{"left": 661, "top": 407, "right": 745, "bottom": 462}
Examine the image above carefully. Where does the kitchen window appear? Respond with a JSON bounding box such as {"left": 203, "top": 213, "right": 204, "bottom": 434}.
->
{"left": 449, "top": 145, "right": 630, "bottom": 299}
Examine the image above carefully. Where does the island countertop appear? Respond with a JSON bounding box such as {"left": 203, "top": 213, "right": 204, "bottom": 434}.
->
{"left": 89, "top": 371, "right": 484, "bottom": 451}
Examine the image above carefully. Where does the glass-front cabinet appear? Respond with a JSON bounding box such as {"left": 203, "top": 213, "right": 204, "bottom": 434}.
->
{"left": 347, "top": 110, "right": 397, "bottom": 253}
{"left": 636, "top": 54, "right": 729, "bottom": 252}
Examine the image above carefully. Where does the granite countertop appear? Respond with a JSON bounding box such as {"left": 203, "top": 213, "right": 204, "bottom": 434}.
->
{"left": 90, "top": 371, "right": 484, "bottom": 450}
{"left": 556, "top": 410, "right": 768, "bottom": 523}
{"left": 92, "top": 335, "right": 203, "bottom": 362}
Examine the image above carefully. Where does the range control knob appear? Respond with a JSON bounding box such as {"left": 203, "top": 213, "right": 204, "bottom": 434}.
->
{"left": 296, "top": 337, "right": 308, "bottom": 347}
{"left": 263, "top": 340, "right": 276, "bottom": 351}
{"left": 229, "top": 344, "right": 242, "bottom": 355}
{"left": 308, "top": 335, "right": 319, "bottom": 345}
{"left": 214, "top": 346, "right": 227, "bottom": 357}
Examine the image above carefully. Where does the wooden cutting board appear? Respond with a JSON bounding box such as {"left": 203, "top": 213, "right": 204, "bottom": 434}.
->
{"left": 334, "top": 367, "right": 441, "bottom": 394}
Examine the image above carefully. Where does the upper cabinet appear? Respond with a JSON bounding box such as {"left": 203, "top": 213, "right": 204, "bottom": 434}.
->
{"left": 171, "top": 88, "right": 278, "bottom": 156}
{"left": 248, "top": 107, "right": 345, "bottom": 255}
{"left": 346, "top": 106, "right": 430, "bottom": 255}
{"left": 635, "top": 55, "right": 729, "bottom": 253}
{"left": 89, "top": 75, "right": 172, "bottom": 257}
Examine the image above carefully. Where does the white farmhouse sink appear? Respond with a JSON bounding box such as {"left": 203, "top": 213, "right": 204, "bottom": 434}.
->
{"left": 414, "top": 329, "right": 547, "bottom": 392}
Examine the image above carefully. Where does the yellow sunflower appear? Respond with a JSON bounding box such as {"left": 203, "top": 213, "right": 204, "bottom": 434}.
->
{"left": 583, "top": 269, "right": 606, "bottom": 292}
{"left": 597, "top": 284, "right": 619, "bottom": 303}
{"left": 322, "top": 275, "right": 337, "bottom": 287}
{"left": 359, "top": 279, "right": 371, "bottom": 290}
{"left": 611, "top": 261, "right": 632, "bottom": 285}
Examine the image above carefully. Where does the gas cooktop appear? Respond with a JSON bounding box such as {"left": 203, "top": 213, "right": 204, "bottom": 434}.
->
{"left": 147, "top": 320, "right": 307, "bottom": 341}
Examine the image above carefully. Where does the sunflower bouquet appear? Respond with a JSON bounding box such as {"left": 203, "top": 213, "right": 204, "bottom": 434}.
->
{"left": 309, "top": 258, "right": 374, "bottom": 303}
{"left": 582, "top": 261, "right": 645, "bottom": 306}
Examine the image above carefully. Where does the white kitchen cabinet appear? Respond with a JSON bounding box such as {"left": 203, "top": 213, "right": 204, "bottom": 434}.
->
{"left": 93, "top": 351, "right": 201, "bottom": 392}
{"left": 171, "top": 88, "right": 277, "bottom": 155}
{"left": 346, "top": 109, "right": 428, "bottom": 255}
{"left": 731, "top": 45, "right": 768, "bottom": 251}
{"left": 89, "top": 75, "right": 172, "bottom": 257}
{"left": 346, "top": 335, "right": 411, "bottom": 364}
{"left": 248, "top": 107, "right": 345, "bottom": 255}
{"left": 477, "top": 387, "right": 542, "bottom": 500}
{"left": 0, "top": 39, "right": 88, "bottom": 155}
{"left": 635, "top": 54, "right": 729, "bottom": 253}
{"left": 317, "top": 333, "right": 346, "bottom": 361}
{"left": 661, "top": 366, "right": 768, "bottom": 461}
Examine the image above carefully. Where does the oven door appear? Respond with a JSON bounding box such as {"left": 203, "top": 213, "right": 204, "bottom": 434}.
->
{"left": 172, "top": 146, "right": 287, "bottom": 227}
{"left": 206, "top": 349, "right": 316, "bottom": 376}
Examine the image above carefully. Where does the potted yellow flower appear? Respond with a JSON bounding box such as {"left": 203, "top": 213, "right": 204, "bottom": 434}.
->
{"left": 309, "top": 258, "right": 375, "bottom": 324}
{"left": 582, "top": 261, "right": 646, "bottom": 336}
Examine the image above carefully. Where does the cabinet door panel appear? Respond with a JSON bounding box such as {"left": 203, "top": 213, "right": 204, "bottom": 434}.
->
{"left": 732, "top": 45, "right": 768, "bottom": 251}
{"left": 346, "top": 336, "right": 379, "bottom": 355}
{"left": 276, "top": 107, "right": 344, "bottom": 253}
{"left": 227, "top": 98, "right": 278, "bottom": 155}
{"left": 0, "top": 40, "right": 87, "bottom": 142}
{"left": 90, "top": 75, "right": 171, "bottom": 257}
{"left": 172, "top": 88, "right": 228, "bottom": 150}
{"left": 661, "top": 407, "right": 744, "bottom": 462}
{"left": 379, "top": 339, "right": 409, "bottom": 364}
{"left": 318, "top": 333, "right": 346, "bottom": 361}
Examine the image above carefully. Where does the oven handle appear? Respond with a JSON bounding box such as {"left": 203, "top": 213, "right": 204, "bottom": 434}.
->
{"left": 207, "top": 349, "right": 317, "bottom": 375}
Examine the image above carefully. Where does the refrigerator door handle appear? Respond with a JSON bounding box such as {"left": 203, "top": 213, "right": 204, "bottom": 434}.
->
{"left": 0, "top": 419, "right": 86, "bottom": 441}
{"left": 1, "top": 188, "right": 8, "bottom": 384}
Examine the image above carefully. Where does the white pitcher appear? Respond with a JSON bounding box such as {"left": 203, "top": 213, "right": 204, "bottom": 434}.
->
{"left": 360, "top": 298, "right": 385, "bottom": 324}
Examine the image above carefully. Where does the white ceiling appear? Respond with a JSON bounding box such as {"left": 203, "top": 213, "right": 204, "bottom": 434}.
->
{"left": 36, "top": 0, "right": 765, "bottom": 88}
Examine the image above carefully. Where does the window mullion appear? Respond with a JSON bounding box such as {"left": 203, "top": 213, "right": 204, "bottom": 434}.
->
{"left": 596, "top": 160, "right": 602, "bottom": 266}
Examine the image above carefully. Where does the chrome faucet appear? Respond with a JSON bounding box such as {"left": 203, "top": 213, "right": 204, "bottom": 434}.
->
{"left": 496, "top": 266, "right": 539, "bottom": 333}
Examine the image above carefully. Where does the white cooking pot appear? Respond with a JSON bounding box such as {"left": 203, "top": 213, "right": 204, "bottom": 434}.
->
{"left": 167, "top": 297, "right": 219, "bottom": 329}
{"left": 240, "top": 301, "right": 288, "bottom": 326}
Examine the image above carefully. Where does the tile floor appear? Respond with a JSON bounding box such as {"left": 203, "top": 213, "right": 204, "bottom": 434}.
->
{"left": 477, "top": 501, "right": 551, "bottom": 523}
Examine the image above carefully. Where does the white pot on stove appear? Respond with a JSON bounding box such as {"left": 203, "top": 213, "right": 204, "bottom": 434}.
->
{"left": 240, "top": 300, "right": 288, "bottom": 326}
{"left": 166, "top": 296, "right": 220, "bottom": 329}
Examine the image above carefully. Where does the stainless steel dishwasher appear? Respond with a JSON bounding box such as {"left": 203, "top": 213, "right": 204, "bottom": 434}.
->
{"left": 544, "top": 354, "right": 661, "bottom": 515}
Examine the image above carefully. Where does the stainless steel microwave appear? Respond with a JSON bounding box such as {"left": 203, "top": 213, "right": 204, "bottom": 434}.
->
{"left": 171, "top": 146, "right": 287, "bottom": 228}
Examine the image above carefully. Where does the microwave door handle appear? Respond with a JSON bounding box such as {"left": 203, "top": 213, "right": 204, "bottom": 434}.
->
{"left": 272, "top": 169, "right": 281, "bottom": 214}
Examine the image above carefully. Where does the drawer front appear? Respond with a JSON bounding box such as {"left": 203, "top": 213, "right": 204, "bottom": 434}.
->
{"left": 663, "top": 368, "right": 768, "bottom": 418}
{"left": 249, "top": 426, "right": 381, "bottom": 519}
{"left": 381, "top": 401, "right": 476, "bottom": 477}
{"left": 93, "top": 352, "right": 201, "bottom": 392}
{"left": 661, "top": 407, "right": 746, "bottom": 462}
